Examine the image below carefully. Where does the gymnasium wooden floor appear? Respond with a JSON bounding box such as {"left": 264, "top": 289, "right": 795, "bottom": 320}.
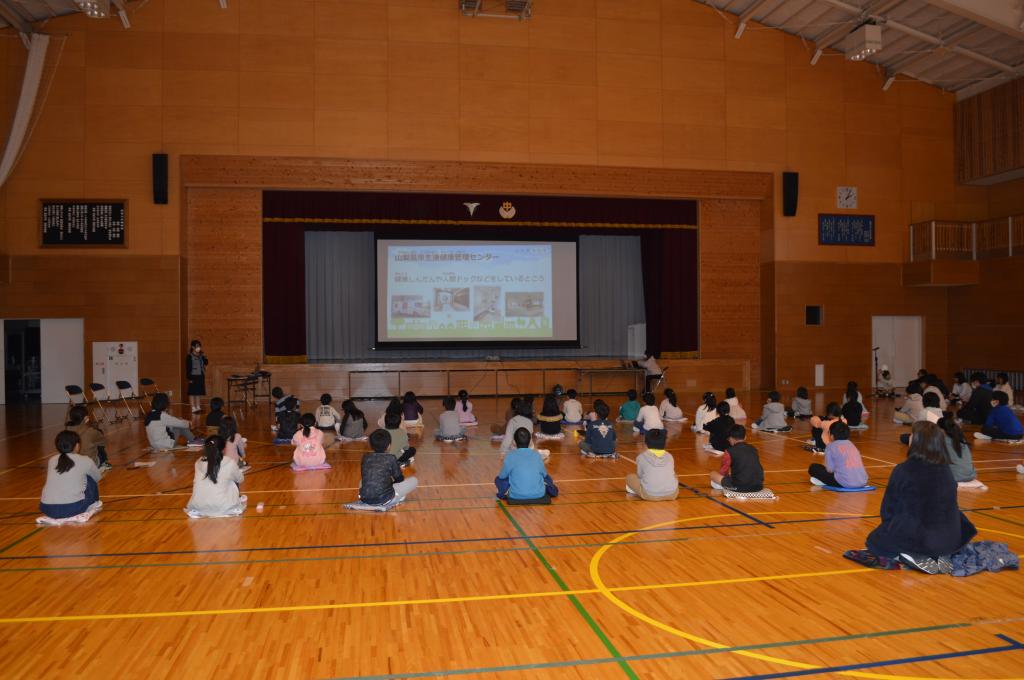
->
{"left": 0, "top": 392, "right": 1022, "bottom": 679}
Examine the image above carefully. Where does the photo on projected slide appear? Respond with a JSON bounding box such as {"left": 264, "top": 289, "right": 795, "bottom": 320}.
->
{"left": 473, "top": 286, "right": 502, "bottom": 323}
{"left": 391, "top": 295, "right": 430, "bottom": 318}
{"left": 377, "top": 239, "right": 577, "bottom": 344}
{"left": 505, "top": 292, "right": 544, "bottom": 317}
{"left": 433, "top": 287, "right": 470, "bottom": 312}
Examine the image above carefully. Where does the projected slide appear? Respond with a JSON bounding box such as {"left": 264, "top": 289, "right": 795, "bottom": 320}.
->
{"left": 377, "top": 240, "right": 578, "bottom": 344}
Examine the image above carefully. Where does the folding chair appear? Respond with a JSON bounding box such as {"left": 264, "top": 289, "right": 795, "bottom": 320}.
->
{"left": 88, "top": 383, "right": 116, "bottom": 423}
{"left": 650, "top": 367, "right": 668, "bottom": 393}
{"left": 115, "top": 380, "right": 143, "bottom": 419}
{"left": 139, "top": 378, "right": 159, "bottom": 397}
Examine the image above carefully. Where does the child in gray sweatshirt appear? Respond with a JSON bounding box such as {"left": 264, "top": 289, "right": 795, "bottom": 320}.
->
{"left": 753, "top": 391, "right": 791, "bottom": 432}
{"left": 625, "top": 429, "right": 678, "bottom": 501}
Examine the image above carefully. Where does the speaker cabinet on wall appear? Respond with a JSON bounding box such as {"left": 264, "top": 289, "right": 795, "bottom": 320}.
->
{"left": 152, "top": 153, "right": 168, "bottom": 205}
{"left": 782, "top": 171, "right": 798, "bottom": 217}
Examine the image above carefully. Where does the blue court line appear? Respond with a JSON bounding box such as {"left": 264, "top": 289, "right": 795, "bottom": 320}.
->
{"left": 2, "top": 504, "right": 1021, "bottom": 563}
{"left": 725, "top": 634, "right": 1024, "bottom": 680}
{"left": 678, "top": 481, "right": 774, "bottom": 528}
{"left": 326, "top": 622, "right": 971, "bottom": 680}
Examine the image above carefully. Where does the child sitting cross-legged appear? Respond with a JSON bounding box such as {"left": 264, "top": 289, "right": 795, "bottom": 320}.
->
{"left": 710, "top": 425, "right": 764, "bottom": 493}
{"left": 808, "top": 422, "right": 868, "bottom": 488}
{"left": 974, "top": 391, "right": 1023, "bottom": 441}
{"left": 788, "top": 386, "right": 812, "bottom": 419}
{"left": 658, "top": 388, "right": 687, "bottom": 423}
{"left": 633, "top": 392, "right": 664, "bottom": 434}
{"left": 205, "top": 396, "right": 226, "bottom": 433}
{"left": 808, "top": 402, "right": 844, "bottom": 453}
{"left": 625, "top": 429, "right": 678, "bottom": 501}
{"left": 537, "top": 395, "right": 564, "bottom": 437}
{"left": 938, "top": 416, "right": 985, "bottom": 490}
{"left": 436, "top": 396, "right": 467, "bottom": 441}
{"left": 292, "top": 413, "right": 328, "bottom": 470}
{"left": 702, "top": 401, "right": 735, "bottom": 455}
{"left": 495, "top": 427, "right": 558, "bottom": 504}
{"left": 384, "top": 412, "right": 416, "bottom": 468}
{"left": 561, "top": 389, "right": 584, "bottom": 425}
{"left": 273, "top": 397, "right": 301, "bottom": 444}
{"left": 751, "top": 391, "right": 791, "bottom": 432}
{"left": 618, "top": 389, "right": 641, "bottom": 423}
{"left": 579, "top": 399, "right": 616, "bottom": 458}
{"left": 357, "top": 429, "right": 418, "bottom": 508}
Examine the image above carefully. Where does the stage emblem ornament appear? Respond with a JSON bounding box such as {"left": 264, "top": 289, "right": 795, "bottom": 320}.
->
{"left": 499, "top": 201, "right": 516, "bottom": 219}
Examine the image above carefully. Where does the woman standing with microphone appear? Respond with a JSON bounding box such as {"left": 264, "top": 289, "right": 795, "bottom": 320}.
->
{"left": 186, "top": 339, "right": 209, "bottom": 414}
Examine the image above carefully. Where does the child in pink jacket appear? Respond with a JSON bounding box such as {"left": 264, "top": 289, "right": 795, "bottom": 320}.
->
{"left": 292, "top": 414, "right": 327, "bottom": 469}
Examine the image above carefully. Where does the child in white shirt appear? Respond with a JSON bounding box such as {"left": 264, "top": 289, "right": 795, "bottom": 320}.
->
{"left": 692, "top": 392, "right": 717, "bottom": 433}
{"left": 561, "top": 389, "right": 584, "bottom": 424}
{"left": 634, "top": 392, "right": 664, "bottom": 433}
{"left": 659, "top": 388, "right": 686, "bottom": 422}
{"left": 724, "top": 387, "right": 747, "bottom": 421}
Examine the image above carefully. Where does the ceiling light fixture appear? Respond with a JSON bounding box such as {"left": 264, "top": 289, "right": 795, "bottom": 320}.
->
{"left": 75, "top": 0, "right": 111, "bottom": 18}
{"left": 845, "top": 23, "right": 882, "bottom": 62}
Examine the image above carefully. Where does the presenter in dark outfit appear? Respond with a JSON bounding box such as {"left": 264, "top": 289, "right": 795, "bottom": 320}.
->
{"left": 186, "top": 339, "right": 208, "bottom": 414}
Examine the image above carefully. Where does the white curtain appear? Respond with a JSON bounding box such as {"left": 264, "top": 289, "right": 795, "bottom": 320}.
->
{"left": 305, "top": 232, "right": 645, "bottom": 361}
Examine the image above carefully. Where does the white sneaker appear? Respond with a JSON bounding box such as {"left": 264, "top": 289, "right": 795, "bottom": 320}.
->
{"left": 973, "top": 432, "right": 992, "bottom": 441}
{"left": 710, "top": 480, "right": 723, "bottom": 490}
{"left": 1016, "top": 464, "right": 1024, "bottom": 474}
{"left": 809, "top": 477, "right": 825, "bottom": 486}
{"left": 751, "top": 422, "right": 761, "bottom": 430}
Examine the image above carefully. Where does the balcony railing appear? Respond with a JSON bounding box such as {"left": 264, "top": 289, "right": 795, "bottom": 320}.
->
{"left": 909, "top": 215, "right": 1023, "bottom": 261}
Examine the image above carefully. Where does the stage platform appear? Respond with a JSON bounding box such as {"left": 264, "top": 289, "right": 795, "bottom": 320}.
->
{"left": 212, "top": 358, "right": 750, "bottom": 403}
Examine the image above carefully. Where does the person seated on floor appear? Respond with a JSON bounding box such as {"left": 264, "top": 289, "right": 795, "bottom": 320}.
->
{"left": 974, "top": 391, "right": 1023, "bottom": 442}
{"left": 723, "top": 387, "right": 747, "bottom": 421}
{"left": 495, "top": 427, "right": 558, "bottom": 504}
{"left": 500, "top": 398, "right": 536, "bottom": 456}
{"left": 272, "top": 386, "right": 298, "bottom": 414}
{"left": 219, "top": 416, "right": 251, "bottom": 473}
{"left": 789, "top": 386, "right": 813, "bottom": 419}
{"left": 920, "top": 375, "right": 948, "bottom": 411}
{"left": 626, "top": 429, "right": 678, "bottom": 501}
{"left": 958, "top": 372, "right": 993, "bottom": 426}
{"left": 561, "top": 389, "right": 584, "bottom": 425}
{"left": 40, "top": 431, "right": 102, "bottom": 521}
{"left": 292, "top": 413, "right": 327, "bottom": 469}
{"left": 205, "top": 397, "right": 226, "bottom": 433}
{"left": 402, "top": 391, "right": 425, "bottom": 427}
{"left": 618, "top": 389, "right": 641, "bottom": 423}
{"left": 808, "top": 402, "right": 844, "bottom": 453}
{"left": 436, "top": 396, "right": 467, "bottom": 441}
{"left": 145, "top": 393, "right": 202, "bottom": 451}
{"left": 491, "top": 397, "right": 521, "bottom": 438}
{"left": 65, "top": 405, "right": 111, "bottom": 471}
{"left": 634, "top": 392, "right": 664, "bottom": 434}
{"left": 893, "top": 384, "right": 925, "bottom": 425}
{"left": 899, "top": 392, "right": 945, "bottom": 446}
{"left": 876, "top": 368, "right": 896, "bottom": 398}
{"left": 274, "top": 397, "right": 301, "bottom": 444}
{"left": 752, "top": 391, "right": 791, "bottom": 431}
{"left": 841, "top": 385, "right": 866, "bottom": 428}
{"left": 580, "top": 400, "right": 617, "bottom": 458}
{"left": 658, "top": 388, "right": 686, "bottom": 423}
{"left": 842, "top": 380, "right": 870, "bottom": 417}
{"left": 808, "top": 422, "right": 868, "bottom": 489}
{"left": 537, "top": 395, "right": 564, "bottom": 437}
{"left": 949, "top": 372, "right": 972, "bottom": 407}
{"left": 861, "top": 421, "right": 976, "bottom": 574}
{"left": 376, "top": 397, "right": 404, "bottom": 429}
{"left": 185, "top": 435, "right": 246, "bottom": 518}
{"left": 693, "top": 392, "right": 718, "bottom": 433}
{"left": 938, "top": 416, "right": 985, "bottom": 490}
{"left": 316, "top": 393, "right": 342, "bottom": 434}
{"left": 994, "top": 372, "right": 1015, "bottom": 407}
{"left": 710, "top": 425, "right": 764, "bottom": 493}
{"left": 384, "top": 412, "right": 416, "bottom": 468}
{"left": 702, "top": 401, "right": 735, "bottom": 455}
{"left": 338, "top": 399, "right": 369, "bottom": 441}
{"left": 358, "top": 429, "right": 418, "bottom": 507}
{"left": 455, "top": 390, "right": 478, "bottom": 426}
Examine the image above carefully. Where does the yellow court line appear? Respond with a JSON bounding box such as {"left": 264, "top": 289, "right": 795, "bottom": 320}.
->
{"left": 588, "top": 511, "right": 1019, "bottom": 680}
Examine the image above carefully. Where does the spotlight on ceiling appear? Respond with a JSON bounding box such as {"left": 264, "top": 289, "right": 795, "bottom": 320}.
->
{"left": 75, "top": 0, "right": 111, "bottom": 18}
{"left": 845, "top": 23, "right": 882, "bottom": 62}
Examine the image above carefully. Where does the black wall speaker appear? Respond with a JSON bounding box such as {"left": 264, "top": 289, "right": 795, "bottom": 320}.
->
{"left": 782, "top": 171, "right": 799, "bottom": 217}
{"left": 152, "top": 153, "right": 168, "bottom": 205}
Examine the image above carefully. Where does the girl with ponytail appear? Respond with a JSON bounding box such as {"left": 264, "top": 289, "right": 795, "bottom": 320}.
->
{"left": 291, "top": 413, "right": 327, "bottom": 470}
{"left": 659, "top": 388, "right": 686, "bottom": 422}
{"left": 40, "top": 430, "right": 103, "bottom": 520}
{"left": 185, "top": 435, "right": 246, "bottom": 518}
{"left": 455, "top": 389, "right": 477, "bottom": 426}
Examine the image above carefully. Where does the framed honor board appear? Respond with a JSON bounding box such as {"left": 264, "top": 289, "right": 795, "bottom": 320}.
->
{"left": 818, "top": 213, "right": 875, "bottom": 246}
{"left": 40, "top": 199, "right": 127, "bottom": 247}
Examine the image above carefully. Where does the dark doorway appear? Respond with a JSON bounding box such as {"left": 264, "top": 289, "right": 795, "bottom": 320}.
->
{"left": 5, "top": 320, "right": 41, "bottom": 404}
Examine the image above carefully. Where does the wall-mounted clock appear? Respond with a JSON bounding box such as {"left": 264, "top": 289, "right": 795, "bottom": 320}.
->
{"left": 837, "top": 186, "right": 858, "bottom": 209}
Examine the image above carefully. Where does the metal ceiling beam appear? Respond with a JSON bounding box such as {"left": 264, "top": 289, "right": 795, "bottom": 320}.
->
{"left": 0, "top": 0, "right": 33, "bottom": 47}
{"left": 809, "top": 0, "right": 902, "bottom": 65}
{"left": 884, "top": 24, "right": 983, "bottom": 78}
{"left": 920, "top": 0, "right": 1024, "bottom": 39}
{"left": 734, "top": 0, "right": 773, "bottom": 39}
{"left": 819, "top": 0, "right": 1024, "bottom": 76}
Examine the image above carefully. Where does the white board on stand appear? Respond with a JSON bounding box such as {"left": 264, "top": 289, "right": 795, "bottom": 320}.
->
{"left": 92, "top": 341, "right": 139, "bottom": 395}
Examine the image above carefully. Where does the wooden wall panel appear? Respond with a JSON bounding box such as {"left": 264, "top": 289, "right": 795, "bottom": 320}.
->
{"left": 948, "top": 257, "right": 1024, "bottom": 372}
{"left": 0, "top": 255, "right": 181, "bottom": 395}
{"left": 772, "top": 262, "right": 949, "bottom": 391}
{"left": 699, "top": 198, "right": 762, "bottom": 387}
{"left": 956, "top": 77, "right": 1024, "bottom": 183}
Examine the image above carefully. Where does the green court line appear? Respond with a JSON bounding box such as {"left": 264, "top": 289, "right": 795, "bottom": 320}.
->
{"left": 497, "top": 500, "right": 639, "bottom": 679}
{"left": 0, "top": 527, "right": 42, "bottom": 554}
{"left": 327, "top": 621, "right": 970, "bottom": 679}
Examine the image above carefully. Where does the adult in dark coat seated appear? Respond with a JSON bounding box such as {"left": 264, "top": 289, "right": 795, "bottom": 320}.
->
{"left": 958, "top": 372, "right": 993, "bottom": 425}
{"left": 865, "top": 421, "right": 976, "bottom": 573}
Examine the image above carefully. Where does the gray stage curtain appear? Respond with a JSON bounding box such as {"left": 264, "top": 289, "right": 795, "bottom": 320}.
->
{"left": 305, "top": 232, "right": 644, "bottom": 362}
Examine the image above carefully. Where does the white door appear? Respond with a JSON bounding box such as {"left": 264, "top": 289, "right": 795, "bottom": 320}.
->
{"left": 871, "top": 316, "right": 922, "bottom": 389}
{"left": 40, "top": 318, "right": 84, "bottom": 404}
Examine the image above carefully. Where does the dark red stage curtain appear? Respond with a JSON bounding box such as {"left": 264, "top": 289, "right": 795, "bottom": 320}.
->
{"left": 262, "top": 222, "right": 307, "bottom": 360}
{"left": 641, "top": 229, "right": 699, "bottom": 354}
